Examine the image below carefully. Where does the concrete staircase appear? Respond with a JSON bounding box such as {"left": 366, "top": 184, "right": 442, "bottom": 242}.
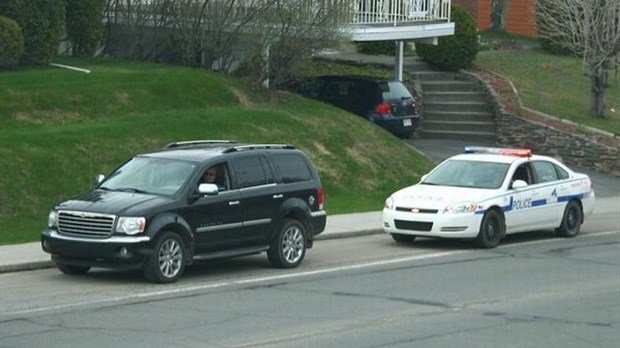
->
{"left": 407, "top": 60, "right": 497, "bottom": 143}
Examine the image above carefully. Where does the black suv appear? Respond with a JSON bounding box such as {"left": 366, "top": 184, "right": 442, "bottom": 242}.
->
{"left": 41, "top": 141, "right": 327, "bottom": 283}
{"left": 294, "top": 75, "right": 419, "bottom": 137}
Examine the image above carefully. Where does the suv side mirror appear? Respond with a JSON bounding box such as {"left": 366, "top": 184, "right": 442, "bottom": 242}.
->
{"left": 197, "top": 183, "right": 219, "bottom": 196}
{"left": 94, "top": 174, "right": 105, "bottom": 187}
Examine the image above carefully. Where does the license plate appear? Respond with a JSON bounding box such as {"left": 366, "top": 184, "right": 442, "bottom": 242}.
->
{"left": 403, "top": 119, "right": 412, "bottom": 127}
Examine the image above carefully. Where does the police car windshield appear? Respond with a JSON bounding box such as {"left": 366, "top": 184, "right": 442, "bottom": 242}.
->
{"left": 422, "top": 159, "right": 510, "bottom": 189}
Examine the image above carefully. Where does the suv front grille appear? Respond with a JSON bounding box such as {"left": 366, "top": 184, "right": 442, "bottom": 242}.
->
{"left": 58, "top": 211, "right": 116, "bottom": 238}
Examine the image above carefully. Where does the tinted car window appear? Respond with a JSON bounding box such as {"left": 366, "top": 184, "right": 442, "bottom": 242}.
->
{"left": 532, "top": 161, "right": 559, "bottom": 183}
{"left": 235, "top": 156, "right": 274, "bottom": 188}
{"left": 555, "top": 164, "right": 569, "bottom": 179}
{"left": 272, "top": 154, "right": 312, "bottom": 183}
{"left": 382, "top": 81, "right": 413, "bottom": 100}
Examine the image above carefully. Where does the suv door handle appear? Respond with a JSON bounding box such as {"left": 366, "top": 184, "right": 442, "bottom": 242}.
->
{"left": 228, "top": 201, "right": 240, "bottom": 206}
{"left": 273, "top": 194, "right": 283, "bottom": 199}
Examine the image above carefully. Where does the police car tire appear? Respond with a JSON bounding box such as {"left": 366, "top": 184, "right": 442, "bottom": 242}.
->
{"left": 555, "top": 201, "right": 582, "bottom": 238}
{"left": 391, "top": 233, "right": 416, "bottom": 243}
{"left": 475, "top": 210, "right": 503, "bottom": 248}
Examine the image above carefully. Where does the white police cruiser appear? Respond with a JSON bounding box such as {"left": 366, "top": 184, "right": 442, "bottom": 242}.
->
{"left": 383, "top": 147, "right": 596, "bottom": 248}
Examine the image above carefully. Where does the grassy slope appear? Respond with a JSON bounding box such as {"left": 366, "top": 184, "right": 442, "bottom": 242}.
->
{"left": 0, "top": 57, "right": 435, "bottom": 245}
{"left": 474, "top": 49, "right": 620, "bottom": 135}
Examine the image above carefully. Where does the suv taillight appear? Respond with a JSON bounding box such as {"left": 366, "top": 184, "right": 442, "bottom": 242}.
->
{"left": 317, "top": 187, "right": 324, "bottom": 210}
{"left": 374, "top": 102, "right": 391, "bottom": 115}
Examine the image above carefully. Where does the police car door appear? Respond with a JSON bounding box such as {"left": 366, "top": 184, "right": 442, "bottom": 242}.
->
{"left": 530, "top": 160, "right": 568, "bottom": 228}
{"left": 504, "top": 163, "right": 547, "bottom": 232}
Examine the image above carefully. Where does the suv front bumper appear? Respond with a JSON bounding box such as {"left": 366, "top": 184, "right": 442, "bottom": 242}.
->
{"left": 41, "top": 229, "right": 153, "bottom": 268}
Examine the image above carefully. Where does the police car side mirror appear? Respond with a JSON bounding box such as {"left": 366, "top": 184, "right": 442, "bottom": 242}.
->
{"left": 512, "top": 180, "right": 528, "bottom": 189}
{"left": 420, "top": 174, "right": 428, "bottom": 183}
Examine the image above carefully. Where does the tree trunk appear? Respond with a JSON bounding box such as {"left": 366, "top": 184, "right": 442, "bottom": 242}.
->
{"left": 490, "top": 0, "right": 510, "bottom": 32}
{"left": 589, "top": 67, "right": 608, "bottom": 118}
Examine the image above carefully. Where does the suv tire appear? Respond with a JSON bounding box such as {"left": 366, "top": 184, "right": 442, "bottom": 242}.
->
{"left": 268, "top": 219, "right": 306, "bottom": 268}
{"left": 57, "top": 263, "right": 91, "bottom": 275}
{"left": 143, "top": 231, "right": 186, "bottom": 283}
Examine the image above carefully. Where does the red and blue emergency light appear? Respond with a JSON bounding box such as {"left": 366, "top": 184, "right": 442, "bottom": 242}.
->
{"left": 464, "top": 146, "right": 532, "bottom": 157}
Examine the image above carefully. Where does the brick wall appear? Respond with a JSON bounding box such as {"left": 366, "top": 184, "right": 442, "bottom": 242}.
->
{"left": 453, "top": 0, "right": 538, "bottom": 37}
{"left": 505, "top": 0, "right": 537, "bottom": 37}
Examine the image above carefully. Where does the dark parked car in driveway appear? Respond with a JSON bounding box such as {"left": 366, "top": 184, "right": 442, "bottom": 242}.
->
{"left": 294, "top": 75, "right": 419, "bottom": 138}
{"left": 42, "top": 140, "right": 327, "bottom": 283}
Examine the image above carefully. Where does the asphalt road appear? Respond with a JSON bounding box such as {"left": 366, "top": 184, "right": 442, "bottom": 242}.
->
{"left": 1, "top": 217, "right": 618, "bottom": 347}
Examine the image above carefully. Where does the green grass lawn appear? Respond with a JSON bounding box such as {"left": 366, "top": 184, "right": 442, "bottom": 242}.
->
{"left": 3, "top": 44, "right": 616, "bottom": 245}
{"left": 474, "top": 48, "right": 620, "bottom": 135}
{"left": 0, "top": 57, "right": 435, "bottom": 245}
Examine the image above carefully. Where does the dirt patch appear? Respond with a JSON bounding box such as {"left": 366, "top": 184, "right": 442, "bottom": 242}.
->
{"left": 230, "top": 87, "right": 255, "bottom": 108}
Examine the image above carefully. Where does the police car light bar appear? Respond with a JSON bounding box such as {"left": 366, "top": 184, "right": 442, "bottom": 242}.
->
{"left": 464, "top": 146, "right": 532, "bottom": 157}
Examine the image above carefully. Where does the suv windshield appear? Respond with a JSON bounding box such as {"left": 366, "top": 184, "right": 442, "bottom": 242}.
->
{"left": 422, "top": 160, "right": 509, "bottom": 189}
{"left": 100, "top": 157, "right": 196, "bottom": 196}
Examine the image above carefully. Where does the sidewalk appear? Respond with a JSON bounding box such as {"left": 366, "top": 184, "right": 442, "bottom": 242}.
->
{"left": 0, "top": 211, "right": 384, "bottom": 274}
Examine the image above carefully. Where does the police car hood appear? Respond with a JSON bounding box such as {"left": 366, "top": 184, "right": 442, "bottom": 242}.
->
{"left": 55, "top": 189, "right": 171, "bottom": 216}
{"left": 392, "top": 184, "right": 493, "bottom": 209}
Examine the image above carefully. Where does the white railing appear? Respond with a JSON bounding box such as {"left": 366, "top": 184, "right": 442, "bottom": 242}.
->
{"left": 107, "top": 0, "right": 450, "bottom": 26}
{"left": 353, "top": 0, "right": 451, "bottom": 25}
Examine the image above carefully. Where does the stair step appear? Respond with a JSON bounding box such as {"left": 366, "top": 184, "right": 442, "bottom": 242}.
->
{"left": 412, "top": 71, "right": 460, "bottom": 81}
{"left": 424, "top": 91, "right": 487, "bottom": 103}
{"left": 420, "top": 130, "right": 497, "bottom": 143}
{"left": 423, "top": 120, "right": 496, "bottom": 133}
{"left": 423, "top": 111, "right": 494, "bottom": 122}
{"left": 421, "top": 80, "right": 480, "bottom": 92}
{"left": 424, "top": 101, "right": 490, "bottom": 113}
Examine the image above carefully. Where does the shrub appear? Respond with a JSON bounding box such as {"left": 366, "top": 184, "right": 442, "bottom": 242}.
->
{"left": 355, "top": 41, "right": 416, "bottom": 56}
{"left": 355, "top": 41, "right": 395, "bottom": 55}
{"left": 0, "top": 0, "right": 65, "bottom": 65}
{"left": 415, "top": 5, "right": 479, "bottom": 71}
{"left": 0, "top": 15, "right": 24, "bottom": 68}
{"left": 65, "top": 0, "right": 104, "bottom": 56}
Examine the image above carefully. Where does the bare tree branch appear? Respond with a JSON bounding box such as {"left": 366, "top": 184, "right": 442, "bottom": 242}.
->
{"left": 537, "top": 0, "right": 620, "bottom": 117}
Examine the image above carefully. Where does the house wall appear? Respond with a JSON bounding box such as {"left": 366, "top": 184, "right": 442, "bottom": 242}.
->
{"left": 453, "top": 0, "right": 538, "bottom": 37}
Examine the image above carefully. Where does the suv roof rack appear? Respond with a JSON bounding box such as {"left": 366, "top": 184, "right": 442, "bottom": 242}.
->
{"left": 164, "top": 140, "right": 237, "bottom": 149}
{"left": 223, "top": 144, "right": 295, "bottom": 153}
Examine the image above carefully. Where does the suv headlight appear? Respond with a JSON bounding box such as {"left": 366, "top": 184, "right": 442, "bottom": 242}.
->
{"left": 48, "top": 210, "right": 58, "bottom": 228}
{"left": 442, "top": 202, "right": 477, "bottom": 214}
{"left": 116, "top": 217, "right": 146, "bottom": 235}
{"left": 384, "top": 196, "right": 395, "bottom": 210}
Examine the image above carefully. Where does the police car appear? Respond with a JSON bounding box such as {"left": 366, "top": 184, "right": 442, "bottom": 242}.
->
{"left": 383, "top": 147, "right": 596, "bottom": 248}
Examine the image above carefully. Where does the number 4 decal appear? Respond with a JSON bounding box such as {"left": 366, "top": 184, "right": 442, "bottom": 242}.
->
{"left": 551, "top": 188, "right": 557, "bottom": 197}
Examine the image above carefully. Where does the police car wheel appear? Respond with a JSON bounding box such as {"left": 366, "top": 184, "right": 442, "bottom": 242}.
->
{"left": 555, "top": 200, "right": 582, "bottom": 238}
{"left": 391, "top": 233, "right": 416, "bottom": 243}
{"left": 475, "top": 210, "right": 503, "bottom": 248}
